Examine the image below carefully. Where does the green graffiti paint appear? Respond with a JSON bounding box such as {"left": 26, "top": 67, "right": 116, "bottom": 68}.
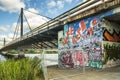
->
{"left": 89, "top": 60, "right": 102, "bottom": 68}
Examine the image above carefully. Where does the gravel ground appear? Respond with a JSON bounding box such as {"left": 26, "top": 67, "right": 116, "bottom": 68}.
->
{"left": 47, "top": 65, "right": 120, "bottom": 80}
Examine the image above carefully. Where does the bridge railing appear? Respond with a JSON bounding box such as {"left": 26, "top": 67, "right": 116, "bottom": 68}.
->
{"left": 19, "top": 0, "right": 100, "bottom": 38}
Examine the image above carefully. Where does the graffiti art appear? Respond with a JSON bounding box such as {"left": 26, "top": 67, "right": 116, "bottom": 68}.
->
{"left": 58, "top": 51, "right": 74, "bottom": 68}
{"left": 58, "top": 5, "right": 120, "bottom": 69}
{"left": 58, "top": 50, "right": 89, "bottom": 68}
{"left": 58, "top": 15, "right": 102, "bottom": 68}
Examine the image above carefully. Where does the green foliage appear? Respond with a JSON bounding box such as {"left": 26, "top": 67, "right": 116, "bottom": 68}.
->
{"left": 103, "top": 43, "right": 120, "bottom": 64}
{"left": 46, "top": 51, "right": 58, "bottom": 54}
{"left": 27, "top": 49, "right": 36, "bottom": 53}
{"left": 0, "top": 58, "right": 44, "bottom": 80}
{"left": 104, "top": 43, "right": 120, "bottom": 50}
{"left": 25, "top": 49, "right": 43, "bottom": 54}
{"left": 7, "top": 50, "right": 15, "bottom": 54}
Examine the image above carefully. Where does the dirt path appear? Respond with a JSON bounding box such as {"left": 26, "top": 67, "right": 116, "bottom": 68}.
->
{"left": 47, "top": 65, "right": 120, "bottom": 80}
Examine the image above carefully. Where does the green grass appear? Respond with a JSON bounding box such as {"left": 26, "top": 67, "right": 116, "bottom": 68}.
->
{"left": 0, "top": 57, "right": 44, "bottom": 80}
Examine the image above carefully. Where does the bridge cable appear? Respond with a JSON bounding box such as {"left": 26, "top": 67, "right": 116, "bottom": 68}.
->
{"left": 23, "top": 12, "right": 32, "bottom": 32}
{"left": 15, "top": 21, "right": 20, "bottom": 39}
{"left": 13, "top": 14, "right": 21, "bottom": 40}
{"left": 24, "top": 9, "right": 52, "bottom": 20}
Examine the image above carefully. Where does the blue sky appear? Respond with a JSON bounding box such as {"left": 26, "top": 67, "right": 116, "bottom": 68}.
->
{"left": 0, "top": 0, "right": 84, "bottom": 47}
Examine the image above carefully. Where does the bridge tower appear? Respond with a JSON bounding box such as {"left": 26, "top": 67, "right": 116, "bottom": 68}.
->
{"left": 20, "top": 8, "right": 23, "bottom": 37}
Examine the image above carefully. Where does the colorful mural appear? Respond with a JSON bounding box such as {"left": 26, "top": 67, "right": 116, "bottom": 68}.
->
{"left": 58, "top": 6, "right": 120, "bottom": 69}
{"left": 58, "top": 15, "right": 103, "bottom": 68}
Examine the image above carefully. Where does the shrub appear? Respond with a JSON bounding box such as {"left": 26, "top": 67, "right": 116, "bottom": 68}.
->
{"left": 0, "top": 58, "right": 44, "bottom": 80}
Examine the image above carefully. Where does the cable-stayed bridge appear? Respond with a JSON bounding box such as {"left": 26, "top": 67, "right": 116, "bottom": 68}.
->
{"left": 0, "top": 0, "right": 120, "bottom": 51}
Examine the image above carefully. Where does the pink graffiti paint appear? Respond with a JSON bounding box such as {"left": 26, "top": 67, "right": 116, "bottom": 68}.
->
{"left": 76, "top": 53, "right": 83, "bottom": 66}
{"left": 72, "top": 52, "right": 88, "bottom": 66}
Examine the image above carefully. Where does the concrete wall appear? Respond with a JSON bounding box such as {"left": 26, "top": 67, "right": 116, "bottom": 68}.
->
{"left": 102, "top": 19, "right": 120, "bottom": 68}
{"left": 58, "top": 15, "right": 102, "bottom": 68}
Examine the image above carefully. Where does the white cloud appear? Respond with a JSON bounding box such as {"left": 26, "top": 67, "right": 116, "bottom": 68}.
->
{"left": 47, "top": 0, "right": 64, "bottom": 14}
{"left": 11, "top": 22, "right": 21, "bottom": 37}
{"left": 0, "top": 34, "right": 13, "bottom": 48}
{"left": 48, "top": 9, "right": 57, "bottom": 14}
{"left": 0, "top": 25, "right": 12, "bottom": 39}
{"left": 7, "top": 33, "right": 14, "bottom": 40}
{"left": 0, "top": 25, "right": 14, "bottom": 41}
{"left": 47, "top": 1, "right": 56, "bottom": 8}
{"left": 65, "top": 0, "right": 72, "bottom": 3}
{"left": 24, "top": 8, "right": 49, "bottom": 29}
{"left": 0, "top": 0, "right": 25, "bottom": 13}
{"left": 27, "top": 8, "right": 39, "bottom": 13}
{"left": 47, "top": 0, "right": 64, "bottom": 9}
{"left": 0, "top": 25, "right": 20, "bottom": 48}
{"left": 57, "top": 1, "right": 64, "bottom": 9}
{"left": 0, "top": 26, "right": 8, "bottom": 32}
{"left": 0, "top": 26, "right": 12, "bottom": 44}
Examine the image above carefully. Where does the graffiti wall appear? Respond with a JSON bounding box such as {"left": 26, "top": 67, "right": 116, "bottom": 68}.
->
{"left": 102, "top": 19, "right": 120, "bottom": 42}
{"left": 102, "top": 19, "right": 120, "bottom": 68}
{"left": 58, "top": 5, "right": 120, "bottom": 69}
{"left": 58, "top": 15, "right": 102, "bottom": 68}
